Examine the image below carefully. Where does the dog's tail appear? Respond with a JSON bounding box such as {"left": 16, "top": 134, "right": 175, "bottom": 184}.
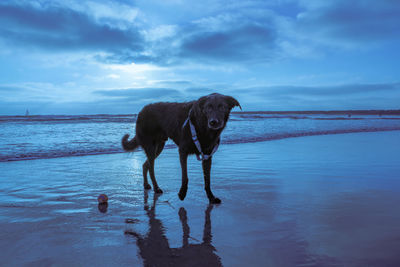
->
{"left": 122, "top": 134, "right": 140, "bottom": 152}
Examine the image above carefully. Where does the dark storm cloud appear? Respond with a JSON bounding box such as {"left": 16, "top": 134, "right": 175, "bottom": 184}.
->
{"left": 180, "top": 24, "right": 277, "bottom": 62}
{"left": 297, "top": 0, "right": 400, "bottom": 43}
{"left": 0, "top": 2, "right": 143, "bottom": 52}
{"left": 1, "top": 0, "right": 399, "bottom": 66}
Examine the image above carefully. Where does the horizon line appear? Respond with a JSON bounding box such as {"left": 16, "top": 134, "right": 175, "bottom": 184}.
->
{"left": 2, "top": 109, "right": 400, "bottom": 116}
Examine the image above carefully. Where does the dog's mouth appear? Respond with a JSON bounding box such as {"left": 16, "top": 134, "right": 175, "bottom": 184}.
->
{"left": 208, "top": 123, "right": 224, "bottom": 130}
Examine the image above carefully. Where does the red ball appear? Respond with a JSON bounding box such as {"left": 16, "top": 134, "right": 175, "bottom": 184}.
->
{"left": 97, "top": 194, "right": 108, "bottom": 204}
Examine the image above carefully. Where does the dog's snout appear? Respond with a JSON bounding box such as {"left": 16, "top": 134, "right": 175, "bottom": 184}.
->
{"left": 208, "top": 119, "right": 222, "bottom": 130}
{"left": 209, "top": 119, "right": 218, "bottom": 127}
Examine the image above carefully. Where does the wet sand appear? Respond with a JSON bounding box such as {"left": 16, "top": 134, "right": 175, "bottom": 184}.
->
{"left": 1, "top": 131, "right": 400, "bottom": 266}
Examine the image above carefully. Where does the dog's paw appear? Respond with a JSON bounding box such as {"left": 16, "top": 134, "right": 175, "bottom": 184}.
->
{"left": 178, "top": 188, "right": 187, "bottom": 201}
{"left": 144, "top": 184, "right": 152, "bottom": 190}
{"left": 154, "top": 188, "right": 163, "bottom": 194}
{"left": 210, "top": 197, "right": 221, "bottom": 204}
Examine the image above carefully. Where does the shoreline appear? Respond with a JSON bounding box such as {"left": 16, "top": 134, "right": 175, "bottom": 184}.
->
{"left": 2, "top": 128, "right": 400, "bottom": 163}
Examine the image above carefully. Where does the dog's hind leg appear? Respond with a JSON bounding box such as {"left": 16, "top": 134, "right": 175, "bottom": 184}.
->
{"left": 142, "top": 142, "right": 165, "bottom": 190}
{"left": 142, "top": 161, "right": 152, "bottom": 190}
{"left": 148, "top": 158, "right": 163, "bottom": 194}
{"left": 202, "top": 158, "right": 221, "bottom": 204}
{"left": 143, "top": 142, "right": 165, "bottom": 194}
{"left": 178, "top": 150, "right": 189, "bottom": 201}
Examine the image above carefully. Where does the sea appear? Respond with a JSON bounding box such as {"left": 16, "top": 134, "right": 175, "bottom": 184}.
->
{"left": 1, "top": 112, "right": 400, "bottom": 162}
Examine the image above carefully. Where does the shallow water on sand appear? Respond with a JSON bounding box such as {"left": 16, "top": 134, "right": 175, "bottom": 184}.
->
{"left": 1, "top": 131, "right": 400, "bottom": 266}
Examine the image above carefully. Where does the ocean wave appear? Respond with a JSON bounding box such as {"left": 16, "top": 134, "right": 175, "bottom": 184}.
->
{"left": 2, "top": 127, "right": 399, "bottom": 162}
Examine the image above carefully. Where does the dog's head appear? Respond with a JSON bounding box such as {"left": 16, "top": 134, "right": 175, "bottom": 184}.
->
{"left": 195, "top": 93, "right": 241, "bottom": 130}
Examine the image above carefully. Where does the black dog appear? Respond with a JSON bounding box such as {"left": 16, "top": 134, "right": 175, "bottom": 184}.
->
{"left": 122, "top": 93, "right": 241, "bottom": 204}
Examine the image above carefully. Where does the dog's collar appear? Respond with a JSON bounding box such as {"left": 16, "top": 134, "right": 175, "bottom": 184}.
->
{"left": 182, "top": 109, "right": 220, "bottom": 161}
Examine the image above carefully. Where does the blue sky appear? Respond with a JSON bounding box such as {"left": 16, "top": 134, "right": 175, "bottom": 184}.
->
{"left": 0, "top": 0, "right": 399, "bottom": 114}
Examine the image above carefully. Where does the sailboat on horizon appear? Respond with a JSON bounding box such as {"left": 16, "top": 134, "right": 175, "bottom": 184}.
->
{"left": 25, "top": 109, "right": 29, "bottom": 116}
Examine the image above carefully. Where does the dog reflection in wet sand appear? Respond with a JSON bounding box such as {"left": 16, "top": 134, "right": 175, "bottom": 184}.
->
{"left": 125, "top": 192, "right": 222, "bottom": 267}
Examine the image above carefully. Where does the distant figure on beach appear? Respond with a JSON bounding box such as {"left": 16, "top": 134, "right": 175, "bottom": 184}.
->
{"left": 125, "top": 192, "right": 222, "bottom": 267}
{"left": 122, "top": 93, "right": 241, "bottom": 204}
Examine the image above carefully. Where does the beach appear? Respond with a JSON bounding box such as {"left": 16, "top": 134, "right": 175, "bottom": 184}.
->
{"left": 1, "top": 131, "right": 400, "bottom": 266}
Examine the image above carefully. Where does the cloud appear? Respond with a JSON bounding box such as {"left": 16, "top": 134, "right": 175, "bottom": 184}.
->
{"left": 0, "top": 85, "right": 24, "bottom": 92}
{"left": 180, "top": 24, "right": 276, "bottom": 62}
{"left": 239, "top": 83, "right": 400, "bottom": 97}
{"left": 0, "top": 84, "right": 36, "bottom": 101}
{"left": 144, "top": 10, "right": 281, "bottom": 65}
{"left": 155, "top": 80, "right": 193, "bottom": 87}
{"left": 94, "top": 87, "right": 184, "bottom": 102}
{"left": 296, "top": 0, "right": 400, "bottom": 45}
{"left": 0, "top": 86, "right": 184, "bottom": 115}
{"left": 94, "top": 82, "right": 400, "bottom": 112}
{"left": 0, "top": 2, "right": 143, "bottom": 54}
{"left": 2, "top": 0, "right": 399, "bottom": 67}
{"left": 231, "top": 82, "right": 400, "bottom": 110}
{"left": 1, "top": 82, "right": 399, "bottom": 115}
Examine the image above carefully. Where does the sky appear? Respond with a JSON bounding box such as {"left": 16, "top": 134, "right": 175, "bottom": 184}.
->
{"left": 0, "top": 0, "right": 400, "bottom": 115}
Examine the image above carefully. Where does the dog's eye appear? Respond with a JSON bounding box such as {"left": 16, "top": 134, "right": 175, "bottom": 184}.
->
{"left": 218, "top": 104, "right": 225, "bottom": 110}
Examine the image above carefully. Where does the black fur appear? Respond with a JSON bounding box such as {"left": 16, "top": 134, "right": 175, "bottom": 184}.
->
{"left": 122, "top": 93, "right": 241, "bottom": 204}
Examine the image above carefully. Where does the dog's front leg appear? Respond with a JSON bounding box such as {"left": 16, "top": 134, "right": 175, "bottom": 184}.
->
{"left": 178, "top": 149, "right": 189, "bottom": 201}
{"left": 202, "top": 158, "right": 221, "bottom": 204}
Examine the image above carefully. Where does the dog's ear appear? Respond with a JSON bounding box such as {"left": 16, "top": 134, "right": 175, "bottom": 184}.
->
{"left": 197, "top": 95, "right": 209, "bottom": 111}
{"left": 192, "top": 95, "right": 208, "bottom": 117}
{"left": 198, "top": 95, "right": 208, "bottom": 108}
{"left": 225, "top": 96, "right": 242, "bottom": 110}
